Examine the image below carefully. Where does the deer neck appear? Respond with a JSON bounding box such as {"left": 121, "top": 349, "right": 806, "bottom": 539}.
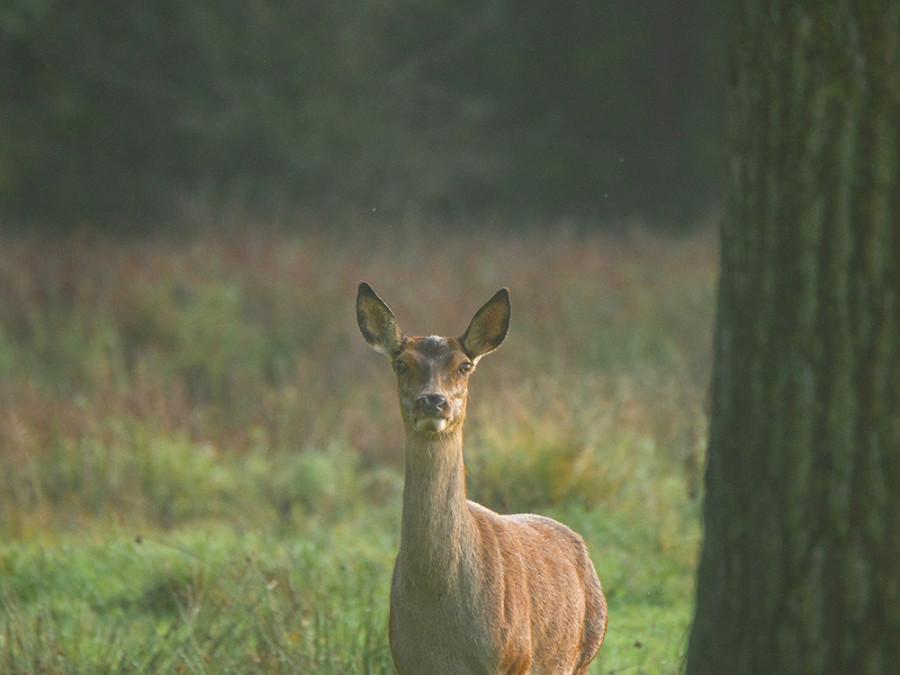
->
{"left": 399, "top": 426, "right": 477, "bottom": 594}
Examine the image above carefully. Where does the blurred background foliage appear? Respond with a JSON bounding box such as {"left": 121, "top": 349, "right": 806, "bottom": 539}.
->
{"left": 0, "top": 0, "right": 726, "bottom": 230}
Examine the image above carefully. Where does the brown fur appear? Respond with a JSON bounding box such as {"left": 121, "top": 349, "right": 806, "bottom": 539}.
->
{"left": 357, "top": 283, "right": 607, "bottom": 674}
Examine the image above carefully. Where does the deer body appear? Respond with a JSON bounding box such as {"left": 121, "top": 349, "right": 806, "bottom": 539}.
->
{"left": 357, "top": 283, "right": 607, "bottom": 674}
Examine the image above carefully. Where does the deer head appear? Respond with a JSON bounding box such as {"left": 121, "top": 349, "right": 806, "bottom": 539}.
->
{"left": 356, "top": 282, "right": 510, "bottom": 436}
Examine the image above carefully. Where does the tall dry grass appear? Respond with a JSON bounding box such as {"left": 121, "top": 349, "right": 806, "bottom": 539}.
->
{"left": 0, "top": 220, "right": 716, "bottom": 537}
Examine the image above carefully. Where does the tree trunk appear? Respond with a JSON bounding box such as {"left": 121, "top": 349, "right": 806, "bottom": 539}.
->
{"left": 686, "top": 2, "right": 900, "bottom": 672}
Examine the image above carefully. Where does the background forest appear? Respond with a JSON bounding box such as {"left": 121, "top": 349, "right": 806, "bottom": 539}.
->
{"left": 1, "top": 0, "right": 726, "bottom": 228}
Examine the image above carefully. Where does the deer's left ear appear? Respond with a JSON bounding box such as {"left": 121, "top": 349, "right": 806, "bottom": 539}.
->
{"left": 357, "top": 282, "right": 404, "bottom": 357}
{"left": 460, "top": 288, "right": 510, "bottom": 363}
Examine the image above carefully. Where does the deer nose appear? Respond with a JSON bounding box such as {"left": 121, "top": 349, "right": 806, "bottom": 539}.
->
{"left": 414, "top": 394, "right": 447, "bottom": 417}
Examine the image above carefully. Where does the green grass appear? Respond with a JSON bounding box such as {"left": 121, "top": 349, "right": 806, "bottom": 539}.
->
{"left": 0, "top": 221, "right": 717, "bottom": 673}
{"left": 1, "top": 501, "right": 695, "bottom": 673}
{"left": 2, "top": 520, "right": 394, "bottom": 672}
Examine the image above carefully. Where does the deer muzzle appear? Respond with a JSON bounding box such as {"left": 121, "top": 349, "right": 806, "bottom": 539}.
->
{"left": 412, "top": 394, "right": 449, "bottom": 432}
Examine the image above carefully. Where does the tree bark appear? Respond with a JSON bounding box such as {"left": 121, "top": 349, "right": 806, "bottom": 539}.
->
{"left": 686, "top": 2, "right": 900, "bottom": 672}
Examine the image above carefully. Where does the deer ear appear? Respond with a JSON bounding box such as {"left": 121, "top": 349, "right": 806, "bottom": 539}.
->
{"left": 357, "top": 282, "right": 403, "bottom": 357}
{"left": 460, "top": 288, "right": 510, "bottom": 363}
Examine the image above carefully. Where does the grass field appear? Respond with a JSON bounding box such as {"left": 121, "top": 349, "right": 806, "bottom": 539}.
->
{"left": 0, "top": 218, "right": 717, "bottom": 673}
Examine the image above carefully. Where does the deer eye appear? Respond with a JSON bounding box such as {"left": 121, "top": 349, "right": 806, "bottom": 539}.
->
{"left": 459, "top": 361, "right": 473, "bottom": 375}
{"left": 392, "top": 359, "right": 407, "bottom": 374}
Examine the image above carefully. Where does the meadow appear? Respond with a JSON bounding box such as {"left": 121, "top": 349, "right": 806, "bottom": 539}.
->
{"left": 0, "top": 217, "right": 717, "bottom": 673}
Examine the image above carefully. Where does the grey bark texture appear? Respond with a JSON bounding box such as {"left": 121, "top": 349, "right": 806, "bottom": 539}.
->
{"left": 686, "top": 2, "right": 900, "bottom": 672}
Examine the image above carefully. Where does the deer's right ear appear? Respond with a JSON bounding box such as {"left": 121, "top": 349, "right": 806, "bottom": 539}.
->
{"left": 357, "top": 282, "right": 403, "bottom": 357}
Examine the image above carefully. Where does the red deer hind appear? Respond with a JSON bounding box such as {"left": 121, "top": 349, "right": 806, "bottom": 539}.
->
{"left": 356, "top": 282, "right": 607, "bottom": 674}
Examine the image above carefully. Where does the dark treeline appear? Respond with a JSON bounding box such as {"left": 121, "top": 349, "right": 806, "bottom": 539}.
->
{"left": 1, "top": 0, "right": 726, "bottom": 231}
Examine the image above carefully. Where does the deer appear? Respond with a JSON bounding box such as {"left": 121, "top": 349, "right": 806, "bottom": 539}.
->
{"left": 356, "top": 282, "right": 607, "bottom": 674}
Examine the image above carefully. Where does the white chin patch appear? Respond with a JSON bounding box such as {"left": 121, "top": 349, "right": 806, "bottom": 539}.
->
{"left": 415, "top": 417, "right": 447, "bottom": 433}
